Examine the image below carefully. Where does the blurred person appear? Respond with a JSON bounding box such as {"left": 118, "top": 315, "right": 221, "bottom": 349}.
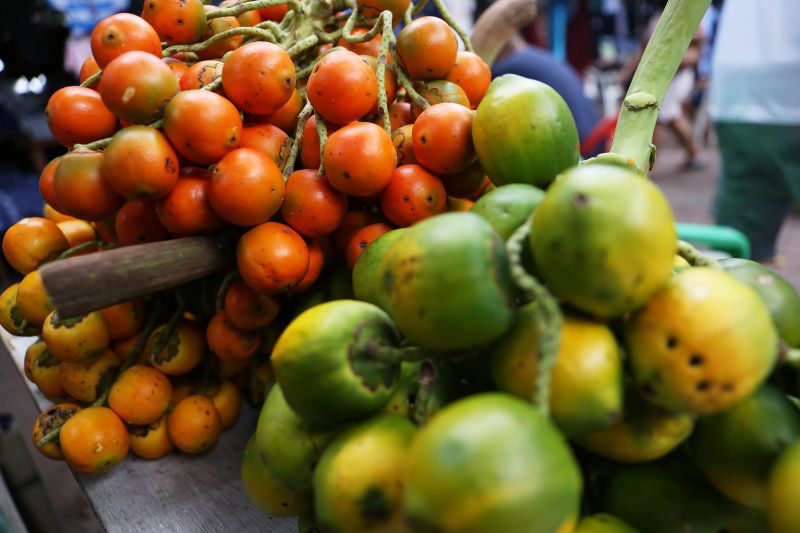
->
{"left": 710, "top": 0, "right": 800, "bottom": 263}
{"left": 47, "top": 0, "right": 131, "bottom": 78}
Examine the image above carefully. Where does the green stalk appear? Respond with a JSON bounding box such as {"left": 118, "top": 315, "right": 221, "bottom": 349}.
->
{"left": 206, "top": 0, "right": 302, "bottom": 20}
{"left": 506, "top": 220, "right": 562, "bottom": 416}
{"left": 609, "top": 0, "right": 711, "bottom": 172}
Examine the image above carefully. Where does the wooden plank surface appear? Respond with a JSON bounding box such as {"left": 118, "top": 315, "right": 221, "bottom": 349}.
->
{"left": 1, "top": 330, "right": 297, "bottom": 533}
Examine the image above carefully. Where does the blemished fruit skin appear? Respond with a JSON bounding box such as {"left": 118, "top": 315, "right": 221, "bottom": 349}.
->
{"left": 403, "top": 393, "right": 582, "bottom": 533}
{"left": 377, "top": 212, "right": 514, "bottom": 351}
{"left": 313, "top": 414, "right": 415, "bottom": 532}
{"left": 625, "top": 267, "right": 778, "bottom": 415}
{"left": 240, "top": 437, "right": 311, "bottom": 518}
{"left": 531, "top": 163, "right": 676, "bottom": 319}
{"left": 473, "top": 74, "right": 579, "bottom": 189}
{"left": 271, "top": 300, "right": 401, "bottom": 427}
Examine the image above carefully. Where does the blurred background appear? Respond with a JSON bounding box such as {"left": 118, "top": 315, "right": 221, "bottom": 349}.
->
{"left": 0, "top": 1, "right": 798, "bottom": 530}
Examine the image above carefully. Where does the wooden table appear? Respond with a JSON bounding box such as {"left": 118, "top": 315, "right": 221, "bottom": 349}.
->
{"left": 1, "top": 330, "right": 297, "bottom": 533}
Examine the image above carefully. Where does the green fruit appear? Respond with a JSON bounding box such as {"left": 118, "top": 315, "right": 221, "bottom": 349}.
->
{"left": 575, "top": 514, "right": 638, "bottom": 533}
{"left": 241, "top": 436, "right": 311, "bottom": 518}
{"left": 687, "top": 384, "right": 800, "bottom": 509}
{"left": 404, "top": 393, "right": 582, "bottom": 533}
{"left": 470, "top": 183, "right": 545, "bottom": 240}
{"left": 720, "top": 258, "right": 800, "bottom": 347}
{"left": 767, "top": 440, "right": 800, "bottom": 532}
{"left": 254, "top": 385, "right": 337, "bottom": 491}
{"left": 352, "top": 228, "right": 406, "bottom": 309}
{"left": 272, "top": 300, "right": 401, "bottom": 426}
{"left": 575, "top": 390, "right": 694, "bottom": 463}
{"left": 489, "top": 309, "right": 623, "bottom": 438}
{"left": 378, "top": 212, "right": 514, "bottom": 351}
{"left": 605, "top": 460, "right": 766, "bottom": 533}
{"left": 531, "top": 163, "right": 676, "bottom": 318}
{"left": 625, "top": 268, "right": 778, "bottom": 415}
{"left": 473, "top": 74, "right": 579, "bottom": 189}
{"left": 313, "top": 414, "right": 415, "bottom": 533}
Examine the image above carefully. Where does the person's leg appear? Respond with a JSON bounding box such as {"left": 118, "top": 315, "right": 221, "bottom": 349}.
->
{"left": 668, "top": 116, "right": 699, "bottom": 166}
{"left": 713, "top": 122, "right": 792, "bottom": 261}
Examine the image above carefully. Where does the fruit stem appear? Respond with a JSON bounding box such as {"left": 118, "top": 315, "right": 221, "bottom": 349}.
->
{"left": 361, "top": 340, "right": 430, "bottom": 365}
{"left": 287, "top": 34, "right": 320, "bottom": 58}
{"left": 150, "top": 291, "right": 187, "bottom": 359}
{"left": 608, "top": 0, "right": 711, "bottom": 173}
{"left": 56, "top": 241, "right": 120, "bottom": 260}
{"left": 375, "top": 12, "right": 394, "bottom": 133}
{"left": 283, "top": 100, "right": 315, "bottom": 179}
{"left": 206, "top": 0, "right": 302, "bottom": 20}
{"left": 72, "top": 119, "right": 163, "bottom": 152}
{"left": 780, "top": 343, "right": 800, "bottom": 368}
{"left": 80, "top": 71, "right": 101, "bottom": 88}
{"left": 162, "top": 27, "right": 279, "bottom": 57}
{"left": 507, "top": 220, "right": 562, "bottom": 416}
{"left": 314, "top": 111, "right": 328, "bottom": 176}
{"left": 411, "top": 360, "right": 438, "bottom": 425}
{"left": 676, "top": 240, "right": 720, "bottom": 269}
{"left": 430, "top": 0, "right": 474, "bottom": 53}
{"left": 215, "top": 270, "right": 240, "bottom": 313}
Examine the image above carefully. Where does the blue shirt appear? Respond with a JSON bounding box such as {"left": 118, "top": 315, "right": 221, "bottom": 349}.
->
{"left": 47, "top": 0, "right": 130, "bottom": 37}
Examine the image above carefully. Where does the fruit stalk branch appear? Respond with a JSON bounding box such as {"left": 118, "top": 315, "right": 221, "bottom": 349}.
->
{"left": 315, "top": 111, "right": 328, "bottom": 176}
{"left": 283, "top": 100, "right": 315, "bottom": 179}
{"left": 507, "top": 220, "right": 562, "bottom": 416}
{"left": 206, "top": 0, "right": 303, "bottom": 20}
{"left": 609, "top": 0, "right": 711, "bottom": 172}
{"left": 677, "top": 240, "right": 719, "bottom": 268}
{"left": 430, "top": 0, "right": 474, "bottom": 53}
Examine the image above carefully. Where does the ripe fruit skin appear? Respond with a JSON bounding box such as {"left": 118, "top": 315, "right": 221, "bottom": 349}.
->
{"left": 163, "top": 90, "right": 242, "bottom": 165}
{"left": 208, "top": 148, "right": 285, "bottom": 227}
{"left": 445, "top": 51, "right": 492, "bottom": 108}
{"left": 323, "top": 122, "right": 397, "bottom": 197}
{"left": 307, "top": 50, "right": 378, "bottom": 126}
{"left": 222, "top": 42, "right": 296, "bottom": 116}
{"left": 412, "top": 103, "right": 476, "bottom": 174}
{"left": 237, "top": 222, "right": 310, "bottom": 295}
{"left": 102, "top": 126, "right": 180, "bottom": 199}
{"left": 59, "top": 407, "right": 130, "bottom": 474}
{"left": 281, "top": 169, "right": 348, "bottom": 238}
{"left": 379, "top": 165, "right": 446, "bottom": 227}
{"left": 109, "top": 365, "right": 173, "bottom": 425}
{"left": 54, "top": 151, "right": 125, "bottom": 222}
{"left": 167, "top": 395, "right": 222, "bottom": 453}
{"left": 155, "top": 168, "right": 224, "bottom": 236}
{"left": 99, "top": 51, "right": 179, "bottom": 124}
{"left": 142, "top": 0, "right": 207, "bottom": 45}
{"left": 2, "top": 217, "right": 68, "bottom": 275}
{"left": 397, "top": 17, "right": 458, "bottom": 81}
{"left": 91, "top": 13, "right": 161, "bottom": 68}
{"left": 45, "top": 87, "right": 117, "bottom": 147}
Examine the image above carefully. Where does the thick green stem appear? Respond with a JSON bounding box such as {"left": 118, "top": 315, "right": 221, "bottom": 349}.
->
{"left": 677, "top": 240, "right": 719, "bottom": 268}
{"left": 781, "top": 344, "right": 800, "bottom": 368}
{"left": 411, "top": 360, "right": 437, "bottom": 425}
{"left": 283, "top": 100, "right": 315, "bottom": 179}
{"left": 609, "top": 0, "right": 711, "bottom": 172}
{"left": 507, "top": 220, "right": 562, "bottom": 416}
{"left": 392, "top": 57, "right": 428, "bottom": 111}
{"left": 430, "top": 0, "right": 474, "bottom": 52}
{"left": 206, "top": 0, "right": 302, "bottom": 20}
{"left": 73, "top": 119, "right": 163, "bottom": 152}
{"left": 404, "top": 2, "right": 414, "bottom": 25}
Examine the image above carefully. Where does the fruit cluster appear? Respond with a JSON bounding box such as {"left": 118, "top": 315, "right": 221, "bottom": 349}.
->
{"left": 2, "top": 0, "right": 800, "bottom": 532}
